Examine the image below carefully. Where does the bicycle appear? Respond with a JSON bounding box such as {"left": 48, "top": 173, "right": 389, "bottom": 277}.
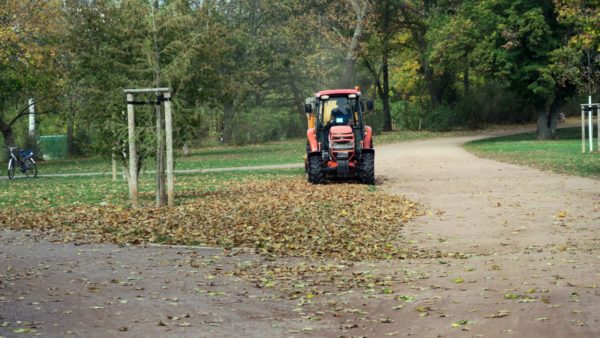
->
{"left": 7, "top": 146, "right": 37, "bottom": 179}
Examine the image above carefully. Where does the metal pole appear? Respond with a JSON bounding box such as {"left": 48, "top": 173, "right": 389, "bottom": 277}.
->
{"left": 589, "top": 96, "right": 593, "bottom": 152}
{"left": 164, "top": 92, "right": 174, "bottom": 207}
{"left": 582, "top": 105, "right": 586, "bottom": 153}
{"left": 127, "top": 96, "right": 139, "bottom": 208}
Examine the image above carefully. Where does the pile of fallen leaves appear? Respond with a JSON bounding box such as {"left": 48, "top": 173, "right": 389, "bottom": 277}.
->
{"left": 0, "top": 178, "right": 421, "bottom": 260}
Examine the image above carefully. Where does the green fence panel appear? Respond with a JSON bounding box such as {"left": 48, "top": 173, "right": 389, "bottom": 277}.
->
{"left": 39, "top": 135, "right": 67, "bottom": 160}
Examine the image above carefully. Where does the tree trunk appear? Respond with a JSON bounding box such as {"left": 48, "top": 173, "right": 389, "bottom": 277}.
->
{"left": 67, "top": 112, "right": 75, "bottom": 156}
{"left": 342, "top": 58, "right": 357, "bottom": 88}
{"left": 464, "top": 63, "right": 479, "bottom": 129}
{"left": 536, "top": 110, "right": 553, "bottom": 140}
{"left": 342, "top": 0, "right": 368, "bottom": 88}
{"left": 287, "top": 65, "right": 304, "bottom": 115}
{"left": 382, "top": 40, "right": 392, "bottom": 131}
{"left": 0, "top": 120, "right": 15, "bottom": 147}
{"left": 463, "top": 62, "right": 470, "bottom": 99}
{"left": 537, "top": 95, "right": 564, "bottom": 140}
{"left": 418, "top": 39, "right": 441, "bottom": 107}
{"left": 222, "top": 100, "right": 235, "bottom": 144}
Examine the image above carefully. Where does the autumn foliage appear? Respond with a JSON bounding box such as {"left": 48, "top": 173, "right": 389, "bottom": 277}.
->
{"left": 1, "top": 178, "right": 421, "bottom": 260}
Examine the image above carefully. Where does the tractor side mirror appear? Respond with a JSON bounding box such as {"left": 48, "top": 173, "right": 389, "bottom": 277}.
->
{"left": 366, "top": 101, "right": 374, "bottom": 111}
{"left": 304, "top": 104, "right": 313, "bottom": 114}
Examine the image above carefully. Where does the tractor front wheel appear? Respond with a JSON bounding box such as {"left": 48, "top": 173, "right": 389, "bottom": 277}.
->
{"left": 358, "top": 152, "right": 375, "bottom": 184}
{"left": 307, "top": 154, "right": 325, "bottom": 184}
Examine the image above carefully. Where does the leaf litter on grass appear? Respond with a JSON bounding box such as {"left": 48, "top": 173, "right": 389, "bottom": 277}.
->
{"left": 0, "top": 177, "right": 423, "bottom": 261}
{"left": 1, "top": 177, "right": 431, "bottom": 324}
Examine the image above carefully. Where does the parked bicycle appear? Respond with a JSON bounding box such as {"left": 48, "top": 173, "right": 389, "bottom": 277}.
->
{"left": 7, "top": 146, "right": 37, "bottom": 179}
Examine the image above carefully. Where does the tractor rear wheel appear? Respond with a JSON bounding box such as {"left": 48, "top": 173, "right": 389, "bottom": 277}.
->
{"left": 358, "top": 152, "right": 375, "bottom": 184}
{"left": 307, "top": 154, "right": 325, "bottom": 184}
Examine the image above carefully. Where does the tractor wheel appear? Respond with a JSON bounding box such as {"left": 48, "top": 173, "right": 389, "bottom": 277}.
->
{"left": 358, "top": 152, "right": 375, "bottom": 184}
{"left": 307, "top": 154, "right": 325, "bottom": 184}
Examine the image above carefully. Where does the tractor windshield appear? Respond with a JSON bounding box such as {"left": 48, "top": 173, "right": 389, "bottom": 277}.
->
{"left": 320, "top": 96, "right": 359, "bottom": 127}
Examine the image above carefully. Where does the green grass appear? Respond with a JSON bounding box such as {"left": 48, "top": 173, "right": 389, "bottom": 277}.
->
{"left": 465, "top": 127, "right": 600, "bottom": 178}
{"left": 34, "top": 140, "right": 306, "bottom": 175}
{"left": 0, "top": 169, "right": 303, "bottom": 210}
{"left": 1, "top": 129, "right": 489, "bottom": 211}
{"left": 35, "top": 130, "right": 474, "bottom": 175}
{"left": 178, "top": 140, "right": 305, "bottom": 169}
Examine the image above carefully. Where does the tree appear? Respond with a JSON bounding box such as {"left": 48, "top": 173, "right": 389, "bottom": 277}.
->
{"left": 427, "top": 2, "right": 481, "bottom": 125}
{"left": 480, "top": 0, "right": 574, "bottom": 139}
{"left": 554, "top": 0, "right": 600, "bottom": 97}
{"left": 304, "top": 0, "right": 370, "bottom": 88}
{"left": 362, "top": 0, "right": 414, "bottom": 131}
{"left": 430, "top": 0, "right": 575, "bottom": 138}
{"left": 0, "top": 0, "right": 63, "bottom": 147}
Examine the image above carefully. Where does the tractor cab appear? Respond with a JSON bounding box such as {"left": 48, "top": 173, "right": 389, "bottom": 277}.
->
{"left": 304, "top": 89, "right": 375, "bottom": 184}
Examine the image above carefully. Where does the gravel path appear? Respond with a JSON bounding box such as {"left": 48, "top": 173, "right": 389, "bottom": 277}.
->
{"left": 2, "top": 132, "right": 599, "bottom": 337}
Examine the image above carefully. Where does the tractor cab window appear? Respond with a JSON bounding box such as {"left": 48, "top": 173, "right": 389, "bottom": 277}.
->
{"left": 320, "top": 97, "right": 358, "bottom": 126}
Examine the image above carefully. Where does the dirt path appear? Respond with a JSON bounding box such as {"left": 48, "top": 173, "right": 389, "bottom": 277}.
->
{"left": 360, "top": 133, "right": 600, "bottom": 337}
{"left": 2, "top": 133, "right": 600, "bottom": 337}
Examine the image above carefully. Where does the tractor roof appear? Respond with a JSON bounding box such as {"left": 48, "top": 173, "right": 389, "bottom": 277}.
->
{"left": 315, "top": 89, "right": 361, "bottom": 97}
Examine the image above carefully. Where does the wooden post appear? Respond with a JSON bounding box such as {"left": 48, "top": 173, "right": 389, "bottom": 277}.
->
{"left": 127, "top": 96, "right": 139, "bottom": 208}
{"left": 155, "top": 103, "right": 165, "bottom": 207}
{"left": 164, "top": 91, "right": 174, "bottom": 207}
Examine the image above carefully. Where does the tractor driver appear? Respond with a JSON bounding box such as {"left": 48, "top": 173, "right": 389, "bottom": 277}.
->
{"left": 331, "top": 107, "right": 351, "bottom": 125}
{"left": 324, "top": 98, "right": 353, "bottom": 126}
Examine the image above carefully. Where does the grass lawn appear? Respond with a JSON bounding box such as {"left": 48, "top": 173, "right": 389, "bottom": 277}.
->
{"left": 465, "top": 127, "right": 600, "bottom": 178}
{"left": 33, "top": 130, "right": 476, "bottom": 175}
{"left": 0, "top": 129, "right": 479, "bottom": 211}
{"left": 0, "top": 168, "right": 304, "bottom": 210}
{"left": 37, "top": 140, "right": 306, "bottom": 175}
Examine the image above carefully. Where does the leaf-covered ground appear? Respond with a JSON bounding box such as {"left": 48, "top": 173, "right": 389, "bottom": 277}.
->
{"left": 0, "top": 178, "right": 422, "bottom": 260}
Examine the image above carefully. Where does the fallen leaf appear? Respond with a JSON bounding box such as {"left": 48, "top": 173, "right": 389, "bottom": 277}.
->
{"left": 485, "top": 310, "right": 510, "bottom": 318}
{"left": 452, "top": 277, "right": 464, "bottom": 284}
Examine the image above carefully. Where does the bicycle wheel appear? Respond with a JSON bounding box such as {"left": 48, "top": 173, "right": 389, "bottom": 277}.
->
{"left": 25, "top": 159, "right": 37, "bottom": 178}
{"left": 8, "top": 158, "right": 15, "bottom": 179}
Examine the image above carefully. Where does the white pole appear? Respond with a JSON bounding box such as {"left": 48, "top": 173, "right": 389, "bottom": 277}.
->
{"left": 597, "top": 105, "right": 599, "bottom": 151}
{"left": 126, "top": 99, "right": 139, "bottom": 208}
{"left": 582, "top": 105, "right": 586, "bottom": 153}
{"left": 164, "top": 92, "right": 174, "bottom": 207}
{"left": 28, "top": 98, "right": 35, "bottom": 137}
{"left": 28, "top": 98, "right": 36, "bottom": 152}
{"left": 589, "top": 96, "right": 593, "bottom": 152}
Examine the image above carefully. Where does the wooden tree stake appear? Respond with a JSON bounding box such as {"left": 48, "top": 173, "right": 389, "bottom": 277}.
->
{"left": 164, "top": 92, "right": 175, "bottom": 207}
{"left": 126, "top": 95, "right": 139, "bottom": 208}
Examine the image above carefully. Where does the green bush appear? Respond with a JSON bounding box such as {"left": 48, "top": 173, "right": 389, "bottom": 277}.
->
{"left": 390, "top": 99, "right": 465, "bottom": 132}
{"left": 422, "top": 104, "right": 467, "bottom": 132}
{"left": 390, "top": 99, "right": 425, "bottom": 130}
{"left": 228, "top": 108, "right": 302, "bottom": 145}
{"left": 461, "top": 84, "right": 531, "bottom": 126}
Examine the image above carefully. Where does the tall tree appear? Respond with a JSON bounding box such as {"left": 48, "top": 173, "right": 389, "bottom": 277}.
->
{"left": 362, "top": 0, "right": 414, "bottom": 131}
{"left": 0, "top": 0, "right": 63, "bottom": 147}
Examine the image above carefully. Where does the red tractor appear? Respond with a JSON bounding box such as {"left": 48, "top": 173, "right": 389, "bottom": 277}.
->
{"left": 304, "top": 88, "right": 375, "bottom": 184}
